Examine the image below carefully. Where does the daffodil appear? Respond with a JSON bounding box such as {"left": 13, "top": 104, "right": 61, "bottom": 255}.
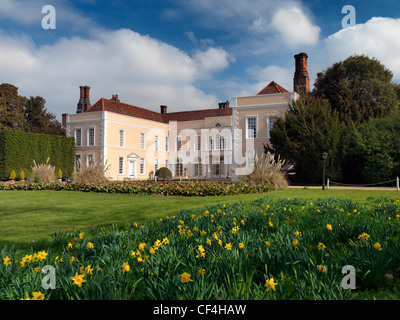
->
{"left": 264, "top": 277, "right": 278, "bottom": 292}
{"left": 225, "top": 243, "right": 232, "bottom": 250}
{"left": 238, "top": 243, "right": 245, "bottom": 249}
{"left": 326, "top": 224, "right": 332, "bottom": 231}
{"left": 294, "top": 231, "right": 302, "bottom": 237}
{"left": 292, "top": 239, "right": 300, "bottom": 248}
{"left": 180, "top": 272, "right": 193, "bottom": 284}
{"left": 358, "top": 232, "right": 370, "bottom": 240}
{"left": 71, "top": 272, "right": 86, "bottom": 287}
{"left": 37, "top": 251, "right": 48, "bottom": 261}
{"left": 264, "top": 241, "right": 271, "bottom": 247}
{"left": 20, "top": 255, "right": 32, "bottom": 267}
{"left": 3, "top": 256, "right": 11, "bottom": 266}
{"left": 79, "top": 232, "right": 84, "bottom": 239}
{"left": 318, "top": 242, "right": 326, "bottom": 251}
{"left": 317, "top": 265, "right": 327, "bottom": 272}
{"left": 31, "top": 291, "right": 45, "bottom": 300}
{"left": 87, "top": 242, "right": 94, "bottom": 249}
{"left": 198, "top": 268, "right": 205, "bottom": 276}
{"left": 121, "top": 262, "right": 130, "bottom": 273}
{"left": 373, "top": 242, "right": 382, "bottom": 251}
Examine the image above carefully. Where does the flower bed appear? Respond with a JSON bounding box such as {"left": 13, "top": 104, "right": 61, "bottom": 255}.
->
{"left": 1, "top": 196, "right": 400, "bottom": 300}
{"left": 0, "top": 181, "right": 274, "bottom": 196}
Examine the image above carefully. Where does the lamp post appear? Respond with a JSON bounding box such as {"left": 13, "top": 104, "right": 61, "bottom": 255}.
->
{"left": 322, "top": 152, "right": 328, "bottom": 190}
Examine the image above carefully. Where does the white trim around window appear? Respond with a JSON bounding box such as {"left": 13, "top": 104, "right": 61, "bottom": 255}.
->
{"left": 119, "top": 129, "right": 125, "bottom": 147}
{"left": 246, "top": 116, "right": 257, "bottom": 139}
{"left": 140, "top": 133, "right": 145, "bottom": 149}
{"left": 87, "top": 127, "right": 95, "bottom": 146}
{"left": 139, "top": 158, "right": 145, "bottom": 175}
{"left": 118, "top": 156, "right": 124, "bottom": 175}
{"left": 75, "top": 154, "right": 81, "bottom": 172}
{"left": 74, "top": 128, "right": 82, "bottom": 147}
{"left": 154, "top": 135, "right": 159, "bottom": 151}
{"left": 86, "top": 154, "right": 94, "bottom": 166}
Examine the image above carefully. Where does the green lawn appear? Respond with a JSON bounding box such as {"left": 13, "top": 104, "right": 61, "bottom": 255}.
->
{"left": 0, "top": 188, "right": 399, "bottom": 246}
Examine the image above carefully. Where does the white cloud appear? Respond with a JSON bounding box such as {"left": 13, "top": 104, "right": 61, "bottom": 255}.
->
{"left": 248, "top": 65, "right": 293, "bottom": 91}
{"left": 182, "top": 0, "right": 320, "bottom": 50}
{"left": 0, "top": 28, "right": 231, "bottom": 118}
{"left": 0, "top": 0, "right": 42, "bottom": 24}
{"left": 270, "top": 7, "right": 321, "bottom": 47}
{"left": 319, "top": 17, "right": 400, "bottom": 82}
{"left": 194, "top": 47, "right": 231, "bottom": 76}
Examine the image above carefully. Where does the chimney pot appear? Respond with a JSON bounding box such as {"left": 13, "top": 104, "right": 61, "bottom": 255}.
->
{"left": 160, "top": 105, "right": 167, "bottom": 114}
{"left": 218, "top": 101, "right": 230, "bottom": 109}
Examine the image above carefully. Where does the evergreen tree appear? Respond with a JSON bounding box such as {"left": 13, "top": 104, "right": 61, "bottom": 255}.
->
{"left": 314, "top": 55, "right": 399, "bottom": 124}
{"left": 267, "top": 95, "right": 344, "bottom": 184}
{"left": 24, "top": 96, "right": 63, "bottom": 135}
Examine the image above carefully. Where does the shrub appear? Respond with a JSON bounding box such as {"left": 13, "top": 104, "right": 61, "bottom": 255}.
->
{"left": 74, "top": 159, "right": 109, "bottom": 184}
{"left": 57, "top": 169, "right": 63, "bottom": 180}
{"left": 155, "top": 167, "right": 172, "bottom": 180}
{"left": 18, "top": 170, "right": 25, "bottom": 181}
{"left": 239, "top": 152, "right": 294, "bottom": 189}
{"left": 31, "top": 158, "right": 57, "bottom": 183}
{"left": 9, "top": 170, "right": 16, "bottom": 180}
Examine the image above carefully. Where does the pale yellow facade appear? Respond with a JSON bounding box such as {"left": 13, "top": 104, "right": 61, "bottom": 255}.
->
{"left": 64, "top": 86, "right": 297, "bottom": 181}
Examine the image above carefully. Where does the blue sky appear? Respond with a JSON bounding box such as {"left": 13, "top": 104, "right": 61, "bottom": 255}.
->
{"left": 0, "top": 0, "right": 400, "bottom": 118}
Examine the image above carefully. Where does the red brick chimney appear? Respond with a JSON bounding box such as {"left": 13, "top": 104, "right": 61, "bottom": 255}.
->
{"left": 218, "top": 101, "right": 230, "bottom": 109}
{"left": 293, "top": 53, "right": 310, "bottom": 94}
{"left": 111, "top": 94, "right": 120, "bottom": 102}
{"left": 160, "top": 105, "right": 167, "bottom": 114}
{"left": 76, "top": 85, "right": 91, "bottom": 113}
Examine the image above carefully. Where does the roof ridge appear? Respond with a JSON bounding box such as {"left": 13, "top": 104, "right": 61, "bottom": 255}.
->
{"left": 256, "top": 81, "right": 289, "bottom": 95}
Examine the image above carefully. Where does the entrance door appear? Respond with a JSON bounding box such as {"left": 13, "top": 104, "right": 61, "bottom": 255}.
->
{"left": 127, "top": 153, "right": 139, "bottom": 179}
{"left": 128, "top": 159, "right": 137, "bottom": 179}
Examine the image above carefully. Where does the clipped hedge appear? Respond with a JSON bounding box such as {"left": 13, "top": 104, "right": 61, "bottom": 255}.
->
{"left": 0, "top": 181, "right": 274, "bottom": 196}
{"left": 0, "top": 130, "right": 75, "bottom": 180}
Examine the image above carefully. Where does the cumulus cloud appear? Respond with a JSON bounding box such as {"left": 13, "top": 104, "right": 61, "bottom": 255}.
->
{"left": 319, "top": 17, "right": 400, "bottom": 82}
{"left": 247, "top": 65, "right": 293, "bottom": 91}
{"left": 0, "top": 28, "right": 231, "bottom": 118}
{"left": 270, "top": 7, "right": 321, "bottom": 47}
{"left": 194, "top": 47, "right": 231, "bottom": 76}
{"left": 181, "top": 0, "right": 320, "bottom": 50}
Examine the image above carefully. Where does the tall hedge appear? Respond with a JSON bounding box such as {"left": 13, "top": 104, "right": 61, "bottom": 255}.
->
{"left": 0, "top": 130, "right": 75, "bottom": 180}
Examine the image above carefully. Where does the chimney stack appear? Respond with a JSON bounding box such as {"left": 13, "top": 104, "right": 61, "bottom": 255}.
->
{"left": 160, "top": 105, "right": 167, "bottom": 114}
{"left": 293, "top": 53, "right": 310, "bottom": 94}
{"left": 218, "top": 101, "right": 230, "bottom": 109}
{"left": 76, "top": 85, "right": 91, "bottom": 113}
{"left": 111, "top": 94, "right": 120, "bottom": 102}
